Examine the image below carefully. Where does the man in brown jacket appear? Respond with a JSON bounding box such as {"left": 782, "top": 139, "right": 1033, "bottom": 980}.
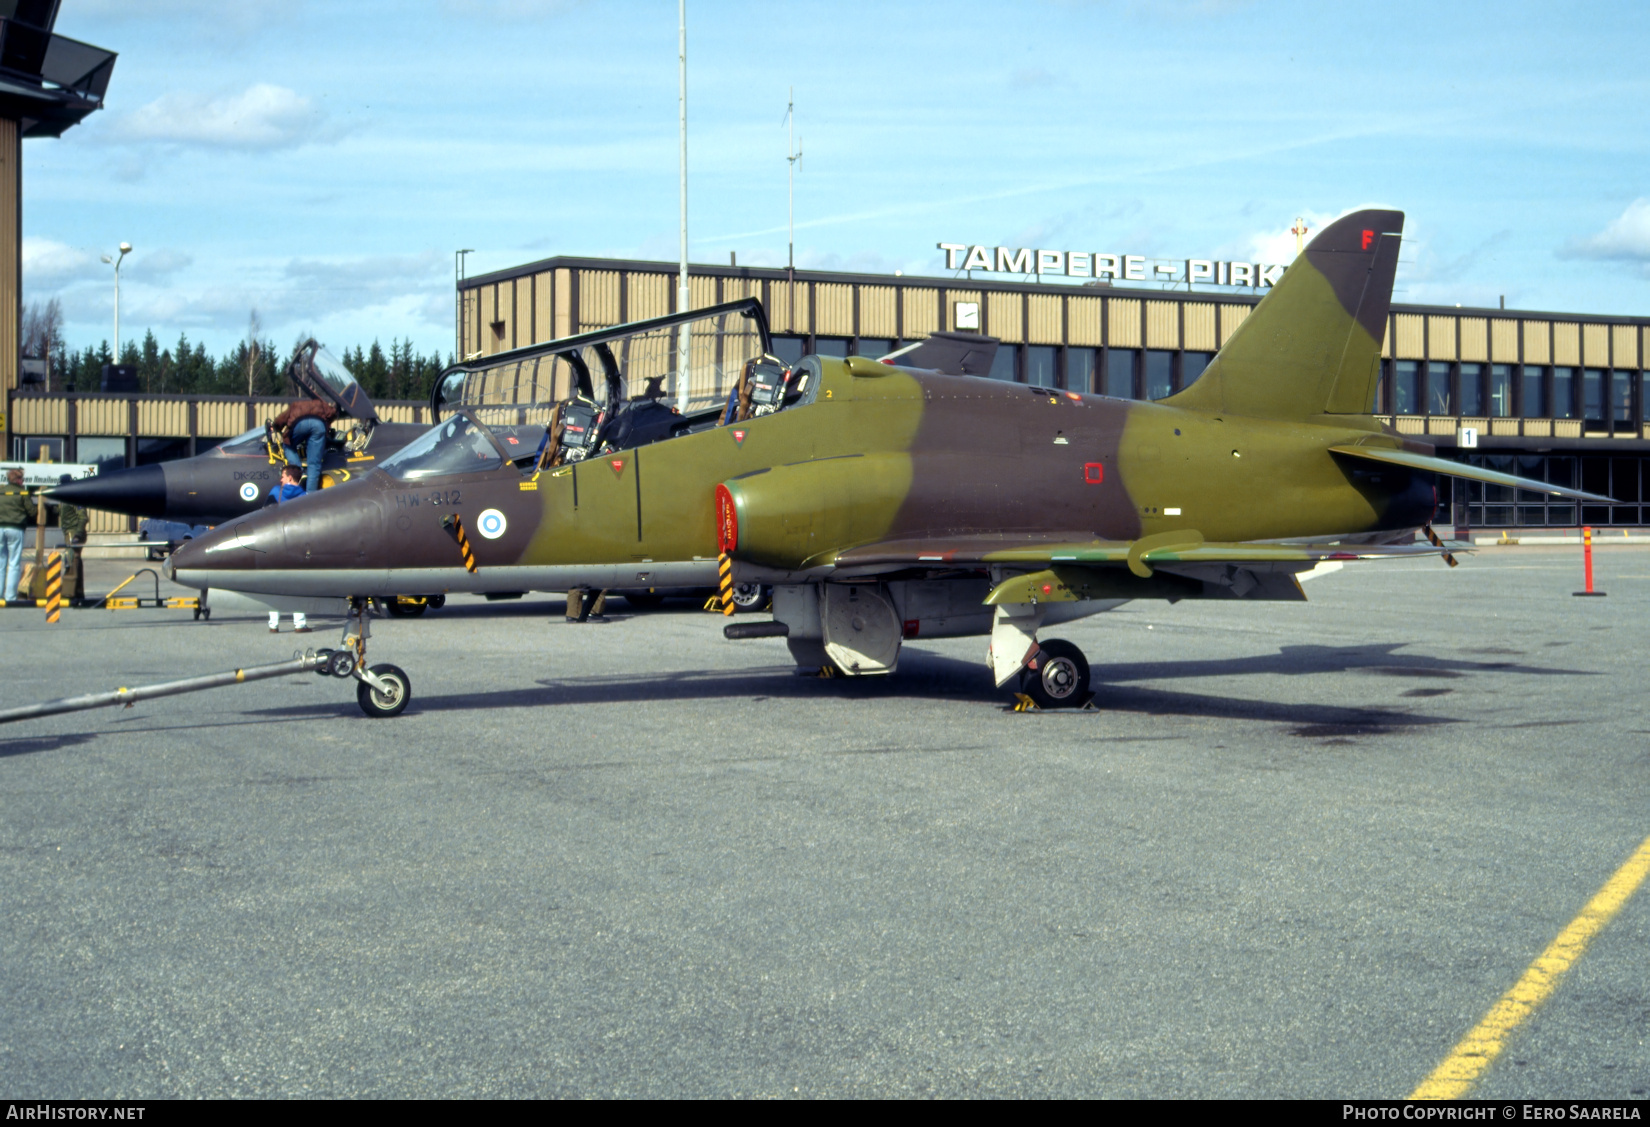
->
{"left": 268, "top": 399, "right": 337, "bottom": 494}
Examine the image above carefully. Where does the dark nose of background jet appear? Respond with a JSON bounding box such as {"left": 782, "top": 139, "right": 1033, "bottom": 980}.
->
{"left": 49, "top": 464, "right": 169, "bottom": 518}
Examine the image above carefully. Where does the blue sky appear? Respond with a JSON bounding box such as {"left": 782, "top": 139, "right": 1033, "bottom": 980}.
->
{"left": 26, "top": 0, "right": 1650, "bottom": 358}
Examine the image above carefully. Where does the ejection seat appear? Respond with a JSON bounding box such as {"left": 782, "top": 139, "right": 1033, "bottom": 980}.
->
{"left": 537, "top": 395, "right": 606, "bottom": 470}
{"left": 718, "top": 355, "right": 792, "bottom": 426}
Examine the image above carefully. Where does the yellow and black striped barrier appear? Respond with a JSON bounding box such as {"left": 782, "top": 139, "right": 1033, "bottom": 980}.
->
{"left": 44, "top": 552, "right": 61, "bottom": 624}
{"left": 717, "top": 552, "right": 735, "bottom": 616}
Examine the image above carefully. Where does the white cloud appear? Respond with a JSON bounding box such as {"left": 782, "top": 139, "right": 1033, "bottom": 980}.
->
{"left": 120, "top": 84, "right": 325, "bottom": 150}
{"left": 1561, "top": 199, "right": 1650, "bottom": 262}
{"left": 134, "top": 249, "right": 195, "bottom": 280}
{"left": 22, "top": 238, "right": 98, "bottom": 288}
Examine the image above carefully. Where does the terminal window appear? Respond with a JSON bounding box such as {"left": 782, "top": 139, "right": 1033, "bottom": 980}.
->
{"left": 1106, "top": 349, "right": 1136, "bottom": 399}
{"left": 1182, "top": 352, "right": 1213, "bottom": 389}
{"left": 1025, "top": 346, "right": 1057, "bottom": 388}
{"left": 1427, "top": 361, "right": 1452, "bottom": 415}
{"left": 1067, "top": 348, "right": 1097, "bottom": 394}
{"left": 1145, "top": 350, "right": 1173, "bottom": 400}
{"left": 76, "top": 436, "right": 126, "bottom": 471}
{"left": 1522, "top": 366, "right": 1546, "bottom": 417}
{"left": 1552, "top": 367, "right": 1576, "bottom": 419}
{"left": 1392, "top": 361, "right": 1419, "bottom": 414}
{"left": 1459, "top": 363, "right": 1483, "bottom": 416}
{"left": 988, "top": 345, "right": 1017, "bottom": 382}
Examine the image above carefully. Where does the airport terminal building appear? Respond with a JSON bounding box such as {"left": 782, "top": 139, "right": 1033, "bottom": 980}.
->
{"left": 7, "top": 252, "right": 1650, "bottom": 534}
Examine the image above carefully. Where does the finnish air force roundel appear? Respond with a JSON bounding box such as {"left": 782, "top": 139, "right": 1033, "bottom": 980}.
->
{"left": 477, "top": 508, "right": 508, "bottom": 539}
{"left": 240, "top": 482, "right": 259, "bottom": 502}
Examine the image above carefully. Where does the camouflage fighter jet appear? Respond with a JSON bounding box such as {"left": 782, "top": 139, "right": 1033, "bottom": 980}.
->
{"left": 167, "top": 210, "right": 1609, "bottom": 717}
{"left": 49, "top": 340, "right": 431, "bottom": 527}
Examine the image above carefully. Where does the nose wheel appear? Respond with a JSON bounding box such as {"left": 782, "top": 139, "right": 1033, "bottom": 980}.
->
{"left": 1020, "top": 638, "right": 1090, "bottom": 709}
{"left": 338, "top": 596, "right": 414, "bottom": 718}
{"left": 356, "top": 663, "right": 411, "bottom": 718}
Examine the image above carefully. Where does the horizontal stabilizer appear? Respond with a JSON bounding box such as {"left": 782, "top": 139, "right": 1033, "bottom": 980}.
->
{"left": 1329, "top": 445, "right": 1614, "bottom": 504}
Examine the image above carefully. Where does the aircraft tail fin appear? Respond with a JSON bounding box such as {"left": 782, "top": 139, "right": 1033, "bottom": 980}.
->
{"left": 1165, "top": 208, "right": 1403, "bottom": 421}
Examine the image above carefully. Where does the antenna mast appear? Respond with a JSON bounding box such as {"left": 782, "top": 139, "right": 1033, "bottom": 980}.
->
{"left": 785, "top": 88, "right": 803, "bottom": 273}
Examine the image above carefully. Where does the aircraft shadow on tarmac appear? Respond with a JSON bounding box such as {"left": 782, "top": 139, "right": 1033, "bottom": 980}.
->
{"left": 0, "top": 640, "right": 1597, "bottom": 755}
{"left": 0, "top": 732, "right": 98, "bottom": 759}
{"left": 1091, "top": 641, "right": 1596, "bottom": 685}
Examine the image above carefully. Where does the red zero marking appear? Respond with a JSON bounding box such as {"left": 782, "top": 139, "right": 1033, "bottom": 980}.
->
{"left": 902, "top": 619, "right": 920, "bottom": 639}
{"left": 1083, "top": 462, "right": 1104, "bottom": 484}
{"left": 1041, "top": 584, "right": 1052, "bottom": 595}
{"left": 1361, "top": 229, "right": 1374, "bottom": 250}
{"left": 507, "top": 437, "right": 519, "bottom": 444}
{"left": 714, "top": 483, "right": 738, "bottom": 552}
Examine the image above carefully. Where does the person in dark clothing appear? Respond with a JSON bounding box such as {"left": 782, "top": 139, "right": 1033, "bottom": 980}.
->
{"left": 269, "top": 398, "right": 338, "bottom": 494}
{"left": 0, "top": 468, "right": 35, "bottom": 603}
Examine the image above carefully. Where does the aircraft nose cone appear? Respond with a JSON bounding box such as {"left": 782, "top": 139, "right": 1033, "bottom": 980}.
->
{"left": 49, "top": 464, "right": 168, "bottom": 518}
{"left": 168, "top": 514, "right": 285, "bottom": 582}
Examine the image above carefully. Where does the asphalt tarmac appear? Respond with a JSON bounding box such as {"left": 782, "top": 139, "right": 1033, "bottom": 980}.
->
{"left": 1, "top": 548, "right": 1647, "bottom": 1098}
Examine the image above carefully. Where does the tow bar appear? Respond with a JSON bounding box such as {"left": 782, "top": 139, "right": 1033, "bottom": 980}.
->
{"left": 0, "top": 598, "right": 413, "bottom": 724}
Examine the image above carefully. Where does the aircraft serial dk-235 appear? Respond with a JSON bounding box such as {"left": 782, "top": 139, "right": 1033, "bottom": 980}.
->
{"left": 50, "top": 340, "right": 432, "bottom": 527}
{"left": 168, "top": 210, "right": 1609, "bottom": 717}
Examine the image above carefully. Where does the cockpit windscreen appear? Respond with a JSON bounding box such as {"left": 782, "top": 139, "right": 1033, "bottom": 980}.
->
{"left": 379, "top": 413, "right": 503, "bottom": 481}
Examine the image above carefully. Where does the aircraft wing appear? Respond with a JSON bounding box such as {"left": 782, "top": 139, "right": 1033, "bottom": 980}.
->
{"left": 1329, "top": 444, "right": 1614, "bottom": 504}
{"left": 829, "top": 533, "right": 1455, "bottom": 579}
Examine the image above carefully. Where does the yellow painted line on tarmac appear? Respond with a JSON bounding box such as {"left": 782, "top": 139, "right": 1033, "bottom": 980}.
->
{"left": 1410, "top": 831, "right": 1650, "bottom": 1099}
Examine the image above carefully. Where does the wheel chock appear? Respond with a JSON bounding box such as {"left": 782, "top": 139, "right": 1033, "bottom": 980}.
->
{"left": 702, "top": 595, "right": 722, "bottom": 613}
{"left": 816, "top": 665, "right": 836, "bottom": 679}
{"left": 1010, "top": 692, "right": 1040, "bottom": 712}
{"left": 1079, "top": 694, "right": 1100, "bottom": 711}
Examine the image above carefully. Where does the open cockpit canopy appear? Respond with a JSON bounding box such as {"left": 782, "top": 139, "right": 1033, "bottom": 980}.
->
{"left": 288, "top": 339, "right": 379, "bottom": 425}
{"left": 431, "top": 298, "right": 771, "bottom": 428}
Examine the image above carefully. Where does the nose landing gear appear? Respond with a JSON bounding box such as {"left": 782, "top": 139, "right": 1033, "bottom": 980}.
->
{"left": 334, "top": 596, "right": 414, "bottom": 718}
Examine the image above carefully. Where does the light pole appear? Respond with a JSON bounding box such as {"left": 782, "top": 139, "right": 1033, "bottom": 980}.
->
{"left": 99, "top": 241, "right": 131, "bottom": 359}
{"left": 676, "top": 0, "right": 690, "bottom": 414}
{"left": 455, "top": 248, "right": 473, "bottom": 359}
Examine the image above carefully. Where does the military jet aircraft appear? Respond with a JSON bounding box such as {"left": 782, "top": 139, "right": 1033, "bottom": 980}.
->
{"left": 49, "top": 340, "right": 431, "bottom": 526}
{"left": 168, "top": 210, "right": 1610, "bottom": 717}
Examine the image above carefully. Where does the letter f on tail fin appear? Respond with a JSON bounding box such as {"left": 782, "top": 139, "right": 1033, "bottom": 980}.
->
{"left": 1167, "top": 208, "right": 1403, "bottom": 422}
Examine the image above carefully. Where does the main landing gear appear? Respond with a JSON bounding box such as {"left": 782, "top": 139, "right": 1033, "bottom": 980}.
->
{"left": 989, "top": 603, "right": 1092, "bottom": 710}
{"left": 1019, "top": 638, "right": 1091, "bottom": 710}
{"left": 319, "top": 597, "right": 413, "bottom": 717}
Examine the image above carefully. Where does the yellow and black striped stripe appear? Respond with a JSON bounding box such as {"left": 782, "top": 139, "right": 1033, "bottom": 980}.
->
{"left": 44, "top": 552, "right": 62, "bottom": 624}
{"left": 452, "top": 514, "right": 478, "bottom": 574}
{"left": 718, "top": 552, "right": 735, "bottom": 616}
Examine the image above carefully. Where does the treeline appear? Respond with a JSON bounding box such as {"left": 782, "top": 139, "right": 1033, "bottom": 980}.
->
{"left": 23, "top": 302, "right": 453, "bottom": 403}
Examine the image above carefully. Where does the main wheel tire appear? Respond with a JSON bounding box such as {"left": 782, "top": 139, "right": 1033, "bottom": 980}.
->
{"left": 1023, "top": 638, "right": 1090, "bottom": 709}
{"left": 426, "top": 595, "right": 446, "bottom": 610}
{"left": 730, "top": 581, "right": 769, "bottom": 612}
{"left": 356, "top": 662, "right": 411, "bottom": 718}
{"left": 623, "top": 591, "right": 666, "bottom": 609}
{"left": 385, "top": 598, "right": 427, "bottom": 618}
